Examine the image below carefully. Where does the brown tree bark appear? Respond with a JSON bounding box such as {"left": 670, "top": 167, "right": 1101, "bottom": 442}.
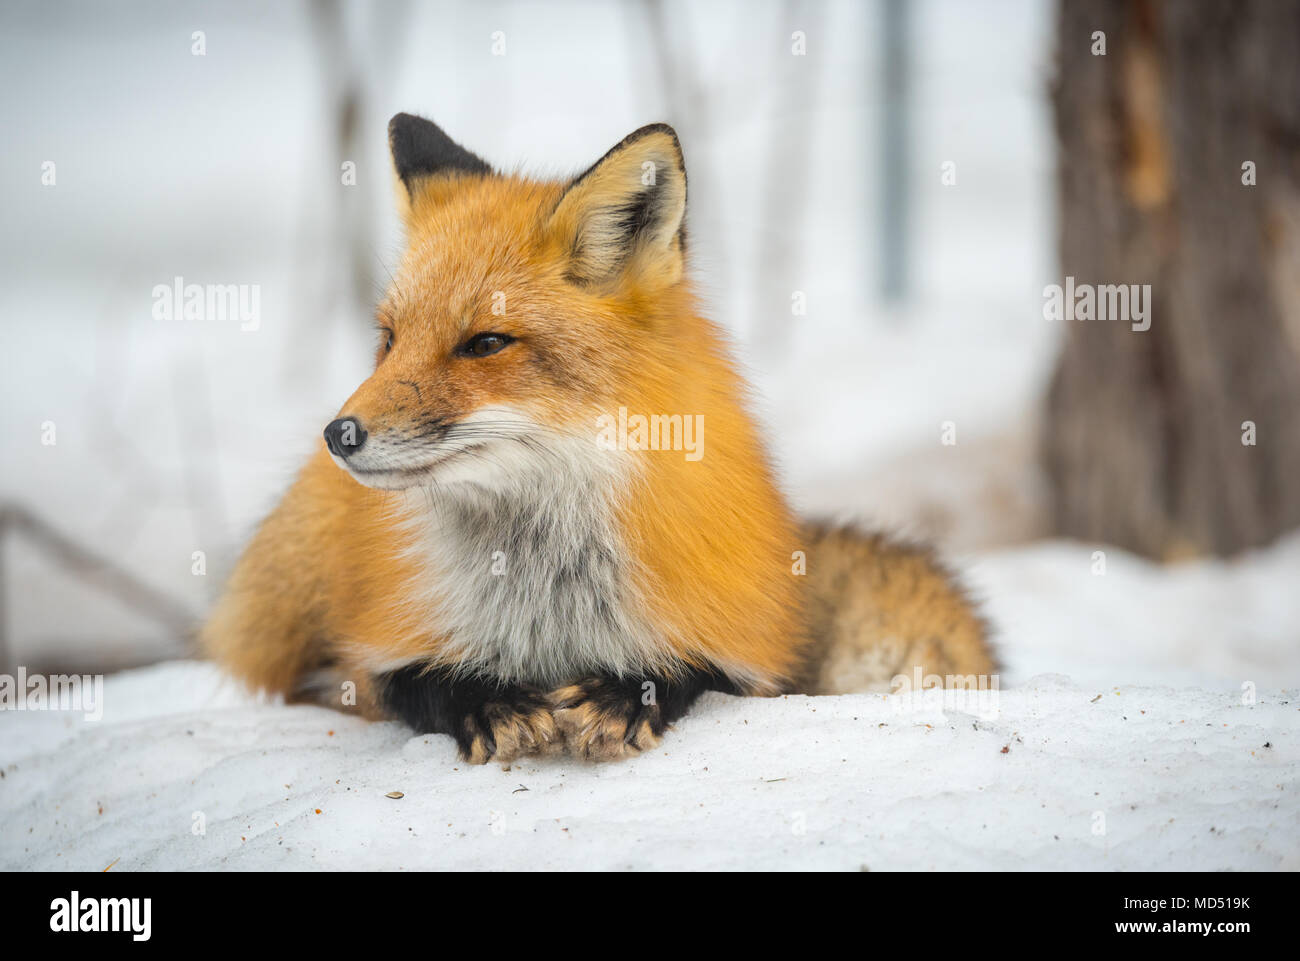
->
{"left": 1043, "top": 0, "right": 1300, "bottom": 559}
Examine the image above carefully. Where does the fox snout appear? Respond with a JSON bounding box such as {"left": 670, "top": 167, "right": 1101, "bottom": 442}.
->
{"left": 321, "top": 394, "right": 548, "bottom": 492}
{"left": 323, "top": 417, "right": 368, "bottom": 458}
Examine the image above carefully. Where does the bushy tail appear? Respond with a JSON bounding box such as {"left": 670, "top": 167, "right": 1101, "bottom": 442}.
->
{"left": 791, "top": 522, "right": 995, "bottom": 695}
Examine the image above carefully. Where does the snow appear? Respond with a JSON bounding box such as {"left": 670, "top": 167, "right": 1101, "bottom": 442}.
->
{"left": 972, "top": 534, "right": 1300, "bottom": 691}
{"left": 3, "top": 538, "right": 1297, "bottom": 872}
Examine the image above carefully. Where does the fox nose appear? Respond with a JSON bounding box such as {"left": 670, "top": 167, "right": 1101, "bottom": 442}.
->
{"left": 323, "top": 417, "right": 367, "bottom": 458}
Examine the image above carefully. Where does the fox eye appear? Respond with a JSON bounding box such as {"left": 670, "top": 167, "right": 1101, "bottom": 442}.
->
{"left": 460, "top": 332, "right": 513, "bottom": 358}
{"left": 381, "top": 329, "right": 394, "bottom": 353}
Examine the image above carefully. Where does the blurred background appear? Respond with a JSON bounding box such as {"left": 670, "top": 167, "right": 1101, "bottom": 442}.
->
{"left": 1, "top": 0, "right": 1296, "bottom": 686}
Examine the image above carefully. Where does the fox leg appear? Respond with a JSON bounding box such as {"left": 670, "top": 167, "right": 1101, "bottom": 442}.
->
{"left": 201, "top": 543, "right": 330, "bottom": 701}
{"left": 377, "top": 665, "right": 560, "bottom": 764}
{"left": 549, "top": 667, "right": 737, "bottom": 761}
{"left": 203, "top": 459, "right": 349, "bottom": 700}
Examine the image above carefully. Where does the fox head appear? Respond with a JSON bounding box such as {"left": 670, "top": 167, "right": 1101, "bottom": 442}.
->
{"left": 324, "top": 113, "right": 693, "bottom": 493}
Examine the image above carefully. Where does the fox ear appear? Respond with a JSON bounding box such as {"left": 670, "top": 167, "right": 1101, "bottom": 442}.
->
{"left": 548, "top": 124, "right": 687, "bottom": 290}
{"left": 388, "top": 113, "right": 491, "bottom": 202}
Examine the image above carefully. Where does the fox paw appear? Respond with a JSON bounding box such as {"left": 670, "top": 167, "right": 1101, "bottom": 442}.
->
{"left": 549, "top": 678, "right": 665, "bottom": 761}
{"left": 457, "top": 688, "right": 560, "bottom": 765}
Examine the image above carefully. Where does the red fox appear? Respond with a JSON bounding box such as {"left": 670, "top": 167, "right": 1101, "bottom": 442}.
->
{"left": 203, "top": 115, "right": 993, "bottom": 763}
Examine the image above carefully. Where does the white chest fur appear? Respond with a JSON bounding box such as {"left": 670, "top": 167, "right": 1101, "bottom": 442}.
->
{"left": 397, "top": 443, "right": 669, "bottom": 686}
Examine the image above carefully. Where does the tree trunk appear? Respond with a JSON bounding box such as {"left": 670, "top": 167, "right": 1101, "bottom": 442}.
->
{"left": 1043, "top": 0, "right": 1300, "bottom": 559}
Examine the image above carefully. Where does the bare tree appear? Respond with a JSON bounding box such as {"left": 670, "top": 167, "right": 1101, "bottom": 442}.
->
{"left": 0, "top": 505, "right": 196, "bottom": 673}
{"left": 754, "top": 0, "right": 824, "bottom": 351}
{"left": 1043, "top": 0, "right": 1300, "bottom": 559}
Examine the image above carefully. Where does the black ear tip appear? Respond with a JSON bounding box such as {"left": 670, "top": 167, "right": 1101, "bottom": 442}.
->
{"left": 387, "top": 112, "right": 423, "bottom": 161}
{"left": 388, "top": 113, "right": 492, "bottom": 186}
{"left": 387, "top": 112, "right": 434, "bottom": 153}
{"left": 638, "top": 122, "right": 678, "bottom": 140}
{"left": 622, "top": 123, "right": 684, "bottom": 167}
{"left": 388, "top": 111, "right": 422, "bottom": 137}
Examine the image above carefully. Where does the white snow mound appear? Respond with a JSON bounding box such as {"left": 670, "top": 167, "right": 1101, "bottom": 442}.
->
{"left": 1, "top": 661, "right": 1296, "bottom": 871}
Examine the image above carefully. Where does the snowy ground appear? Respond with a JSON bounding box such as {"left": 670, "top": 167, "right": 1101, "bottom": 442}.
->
{"left": 3, "top": 537, "right": 1297, "bottom": 872}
